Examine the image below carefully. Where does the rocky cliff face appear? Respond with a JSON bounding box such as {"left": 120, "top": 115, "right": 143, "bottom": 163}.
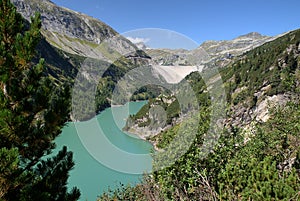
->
{"left": 12, "top": 0, "right": 138, "bottom": 61}
{"left": 13, "top": 0, "right": 115, "bottom": 42}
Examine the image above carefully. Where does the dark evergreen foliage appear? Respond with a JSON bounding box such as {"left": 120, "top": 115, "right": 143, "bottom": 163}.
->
{"left": 0, "top": 0, "right": 80, "bottom": 200}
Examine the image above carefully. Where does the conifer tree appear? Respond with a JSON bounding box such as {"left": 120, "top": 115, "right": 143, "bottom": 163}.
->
{"left": 0, "top": 0, "right": 80, "bottom": 200}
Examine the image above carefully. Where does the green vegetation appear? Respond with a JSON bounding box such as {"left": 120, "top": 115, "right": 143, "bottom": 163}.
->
{"left": 222, "top": 29, "right": 300, "bottom": 105}
{"left": 100, "top": 101, "right": 300, "bottom": 201}
{"left": 131, "top": 85, "right": 164, "bottom": 101}
{"left": 71, "top": 53, "right": 162, "bottom": 121}
{"left": 124, "top": 70, "right": 210, "bottom": 135}
{"left": 100, "top": 29, "right": 300, "bottom": 200}
{"left": 126, "top": 93, "right": 180, "bottom": 128}
{"left": 0, "top": 1, "right": 79, "bottom": 200}
{"left": 5, "top": 0, "right": 300, "bottom": 199}
{"left": 217, "top": 103, "right": 300, "bottom": 200}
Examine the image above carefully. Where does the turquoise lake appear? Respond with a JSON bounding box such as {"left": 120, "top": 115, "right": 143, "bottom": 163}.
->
{"left": 54, "top": 101, "right": 153, "bottom": 201}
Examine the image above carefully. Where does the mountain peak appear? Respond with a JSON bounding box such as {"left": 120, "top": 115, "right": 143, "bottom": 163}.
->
{"left": 236, "top": 32, "right": 265, "bottom": 39}
{"left": 13, "top": 0, "right": 139, "bottom": 60}
{"left": 12, "top": 0, "right": 116, "bottom": 41}
{"left": 196, "top": 31, "right": 273, "bottom": 68}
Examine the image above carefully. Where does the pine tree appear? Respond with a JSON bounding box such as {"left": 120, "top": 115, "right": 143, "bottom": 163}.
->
{"left": 0, "top": 0, "right": 80, "bottom": 200}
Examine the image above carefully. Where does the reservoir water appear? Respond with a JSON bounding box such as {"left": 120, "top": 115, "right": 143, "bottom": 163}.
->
{"left": 54, "top": 101, "right": 153, "bottom": 201}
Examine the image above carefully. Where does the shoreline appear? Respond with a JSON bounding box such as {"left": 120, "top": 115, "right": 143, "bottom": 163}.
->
{"left": 123, "top": 127, "right": 165, "bottom": 152}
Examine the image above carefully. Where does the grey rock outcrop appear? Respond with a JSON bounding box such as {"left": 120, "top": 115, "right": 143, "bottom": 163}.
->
{"left": 12, "top": 0, "right": 138, "bottom": 61}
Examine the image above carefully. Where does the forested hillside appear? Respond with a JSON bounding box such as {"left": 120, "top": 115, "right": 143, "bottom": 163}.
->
{"left": 100, "top": 29, "right": 300, "bottom": 200}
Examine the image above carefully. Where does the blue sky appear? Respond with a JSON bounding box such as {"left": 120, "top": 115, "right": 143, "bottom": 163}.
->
{"left": 51, "top": 0, "right": 300, "bottom": 47}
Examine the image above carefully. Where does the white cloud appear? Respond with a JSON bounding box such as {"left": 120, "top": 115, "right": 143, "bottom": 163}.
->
{"left": 126, "top": 37, "right": 150, "bottom": 44}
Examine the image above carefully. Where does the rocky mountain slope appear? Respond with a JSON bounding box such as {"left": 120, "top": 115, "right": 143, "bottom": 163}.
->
{"left": 12, "top": 0, "right": 298, "bottom": 124}
{"left": 139, "top": 32, "right": 275, "bottom": 68}
{"left": 200, "top": 32, "right": 272, "bottom": 61}
{"left": 117, "top": 29, "right": 300, "bottom": 201}
{"left": 128, "top": 32, "right": 277, "bottom": 88}
{"left": 13, "top": 0, "right": 278, "bottom": 85}
{"left": 12, "top": 0, "right": 139, "bottom": 61}
{"left": 125, "top": 29, "right": 300, "bottom": 144}
{"left": 12, "top": 0, "right": 154, "bottom": 118}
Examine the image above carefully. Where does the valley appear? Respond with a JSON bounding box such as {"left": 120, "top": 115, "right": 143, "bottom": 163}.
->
{"left": 0, "top": 0, "right": 299, "bottom": 200}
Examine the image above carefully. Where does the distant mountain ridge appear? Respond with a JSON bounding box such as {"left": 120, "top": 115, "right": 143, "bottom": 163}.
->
{"left": 199, "top": 32, "right": 271, "bottom": 57}
{"left": 13, "top": 0, "right": 287, "bottom": 72}
{"left": 142, "top": 32, "right": 275, "bottom": 68}
{"left": 13, "top": 0, "right": 282, "bottom": 77}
